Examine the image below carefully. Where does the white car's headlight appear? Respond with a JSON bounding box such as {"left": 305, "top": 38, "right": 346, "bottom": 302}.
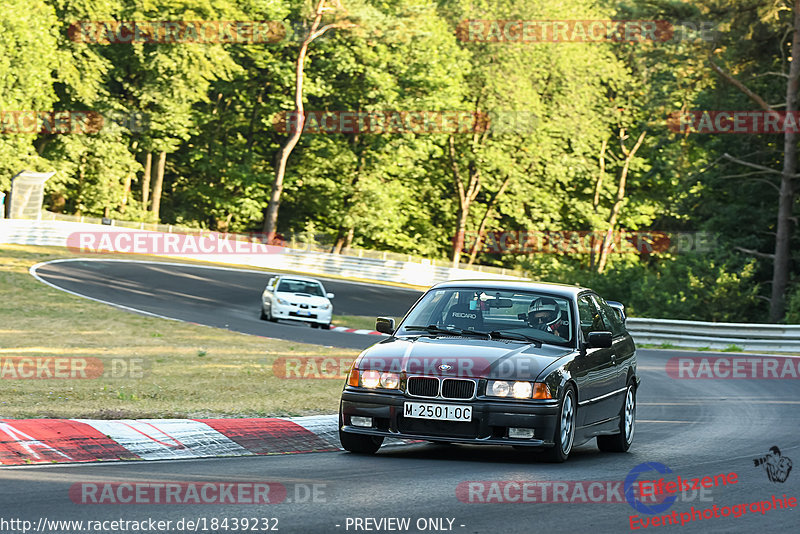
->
{"left": 319, "top": 303, "right": 331, "bottom": 310}
{"left": 277, "top": 298, "right": 289, "bottom": 305}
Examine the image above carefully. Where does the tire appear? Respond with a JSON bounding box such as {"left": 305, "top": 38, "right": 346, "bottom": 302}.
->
{"left": 597, "top": 380, "right": 636, "bottom": 453}
{"left": 310, "top": 323, "right": 320, "bottom": 329}
{"left": 339, "top": 429, "right": 384, "bottom": 454}
{"left": 262, "top": 306, "right": 277, "bottom": 322}
{"left": 321, "top": 323, "right": 331, "bottom": 330}
{"left": 543, "top": 384, "right": 577, "bottom": 463}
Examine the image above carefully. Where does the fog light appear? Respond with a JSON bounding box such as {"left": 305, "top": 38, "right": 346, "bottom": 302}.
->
{"left": 351, "top": 416, "right": 373, "bottom": 428}
{"left": 508, "top": 427, "right": 535, "bottom": 439}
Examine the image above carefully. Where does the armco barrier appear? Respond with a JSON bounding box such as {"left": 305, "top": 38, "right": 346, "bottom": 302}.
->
{"left": 626, "top": 318, "right": 800, "bottom": 353}
{"left": 0, "top": 218, "right": 525, "bottom": 286}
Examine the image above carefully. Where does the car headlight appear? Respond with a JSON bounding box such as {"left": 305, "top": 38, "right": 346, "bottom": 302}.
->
{"left": 361, "top": 370, "right": 381, "bottom": 388}
{"left": 277, "top": 298, "right": 289, "bottom": 305}
{"left": 319, "top": 303, "right": 331, "bottom": 310}
{"left": 380, "top": 372, "right": 400, "bottom": 389}
{"left": 487, "top": 380, "right": 551, "bottom": 399}
{"left": 512, "top": 381, "right": 533, "bottom": 399}
{"left": 348, "top": 370, "right": 400, "bottom": 390}
{"left": 489, "top": 380, "right": 510, "bottom": 397}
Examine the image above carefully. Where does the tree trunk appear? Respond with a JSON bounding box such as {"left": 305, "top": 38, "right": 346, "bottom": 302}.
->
{"left": 263, "top": 0, "right": 348, "bottom": 241}
{"left": 771, "top": 0, "right": 800, "bottom": 321}
{"left": 589, "top": 137, "right": 608, "bottom": 270}
{"left": 150, "top": 150, "right": 166, "bottom": 220}
{"left": 141, "top": 152, "right": 152, "bottom": 211}
{"left": 597, "top": 130, "right": 646, "bottom": 274}
{"left": 121, "top": 173, "right": 132, "bottom": 213}
{"left": 449, "top": 135, "right": 481, "bottom": 267}
{"left": 467, "top": 176, "right": 511, "bottom": 266}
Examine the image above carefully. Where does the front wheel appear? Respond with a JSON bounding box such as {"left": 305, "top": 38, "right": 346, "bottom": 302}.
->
{"left": 339, "top": 430, "right": 384, "bottom": 454}
{"left": 321, "top": 323, "right": 331, "bottom": 330}
{"left": 543, "top": 384, "right": 576, "bottom": 463}
{"left": 597, "top": 380, "right": 636, "bottom": 453}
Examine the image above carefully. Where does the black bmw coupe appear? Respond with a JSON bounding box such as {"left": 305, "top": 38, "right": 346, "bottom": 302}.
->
{"left": 339, "top": 280, "right": 638, "bottom": 462}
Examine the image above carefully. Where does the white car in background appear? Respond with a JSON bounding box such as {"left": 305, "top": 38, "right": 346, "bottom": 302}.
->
{"left": 260, "top": 275, "right": 334, "bottom": 329}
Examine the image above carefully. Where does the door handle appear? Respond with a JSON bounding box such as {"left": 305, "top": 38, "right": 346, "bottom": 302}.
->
{"left": 611, "top": 354, "right": 616, "bottom": 364}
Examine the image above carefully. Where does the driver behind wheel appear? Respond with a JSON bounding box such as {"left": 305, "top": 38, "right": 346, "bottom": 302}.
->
{"left": 527, "top": 297, "right": 563, "bottom": 336}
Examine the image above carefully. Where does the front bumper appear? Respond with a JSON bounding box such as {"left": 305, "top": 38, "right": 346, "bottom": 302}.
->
{"left": 340, "top": 389, "right": 559, "bottom": 447}
{"left": 267, "top": 301, "right": 332, "bottom": 324}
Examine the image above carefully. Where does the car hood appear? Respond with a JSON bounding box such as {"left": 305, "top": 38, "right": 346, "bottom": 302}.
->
{"left": 274, "top": 291, "right": 329, "bottom": 305}
{"left": 356, "top": 336, "right": 574, "bottom": 381}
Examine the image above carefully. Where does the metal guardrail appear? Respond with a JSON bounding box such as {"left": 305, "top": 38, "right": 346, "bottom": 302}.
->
{"left": 0, "top": 217, "right": 526, "bottom": 286}
{"left": 626, "top": 318, "right": 800, "bottom": 353}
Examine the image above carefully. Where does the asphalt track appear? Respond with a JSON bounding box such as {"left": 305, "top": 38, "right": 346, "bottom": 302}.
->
{"left": 2, "top": 349, "right": 798, "bottom": 533}
{"left": 31, "top": 259, "right": 424, "bottom": 350}
{"left": 11, "top": 258, "right": 800, "bottom": 533}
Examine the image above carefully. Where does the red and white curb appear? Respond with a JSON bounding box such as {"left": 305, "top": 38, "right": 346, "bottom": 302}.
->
{"left": 330, "top": 326, "right": 386, "bottom": 336}
{"left": 0, "top": 416, "right": 410, "bottom": 466}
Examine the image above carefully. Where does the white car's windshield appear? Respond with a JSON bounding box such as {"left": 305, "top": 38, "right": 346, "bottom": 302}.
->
{"left": 277, "top": 279, "right": 324, "bottom": 297}
{"left": 398, "top": 288, "right": 574, "bottom": 346}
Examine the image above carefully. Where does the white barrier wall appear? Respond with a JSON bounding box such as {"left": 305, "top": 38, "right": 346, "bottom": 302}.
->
{"left": 0, "top": 218, "right": 525, "bottom": 287}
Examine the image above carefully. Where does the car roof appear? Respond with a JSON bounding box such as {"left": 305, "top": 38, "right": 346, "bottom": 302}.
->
{"left": 431, "top": 279, "right": 592, "bottom": 298}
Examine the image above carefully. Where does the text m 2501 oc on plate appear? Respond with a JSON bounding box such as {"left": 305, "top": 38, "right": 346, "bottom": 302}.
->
{"left": 404, "top": 402, "right": 472, "bottom": 422}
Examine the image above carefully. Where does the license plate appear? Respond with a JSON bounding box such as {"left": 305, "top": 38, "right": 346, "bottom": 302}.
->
{"left": 297, "top": 311, "right": 311, "bottom": 316}
{"left": 404, "top": 402, "right": 472, "bottom": 422}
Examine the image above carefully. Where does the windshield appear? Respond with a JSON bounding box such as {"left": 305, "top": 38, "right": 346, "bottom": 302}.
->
{"left": 397, "top": 288, "right": 574, "bottom": 347}
{"left": 276, "top": 279, "right": 324, "bottom": 297}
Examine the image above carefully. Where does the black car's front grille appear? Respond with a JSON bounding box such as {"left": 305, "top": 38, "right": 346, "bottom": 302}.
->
{"left": 441, "top": 378, "right": 475, "bottom": 400}
{"left": 398, "top": 418, "right": 479, "bottom": 438}
{"left": 407, "top": 377, "right": 439, "bottom": 398}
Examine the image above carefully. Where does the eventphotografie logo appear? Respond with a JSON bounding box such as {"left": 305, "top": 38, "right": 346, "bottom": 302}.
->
{"left": 754, "top": 446, "right": 793, "bottom": 483}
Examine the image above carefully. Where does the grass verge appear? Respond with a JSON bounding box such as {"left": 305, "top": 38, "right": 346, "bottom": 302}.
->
{"left": 0, "top": 244, "right": 362, "bottom": 419}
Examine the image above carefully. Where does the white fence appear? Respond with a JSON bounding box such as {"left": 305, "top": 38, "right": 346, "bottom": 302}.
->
{"left": 0, "top": 218, "right": 525, "bottom": 286}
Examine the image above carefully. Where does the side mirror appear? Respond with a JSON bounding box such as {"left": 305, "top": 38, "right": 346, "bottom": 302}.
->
{"left": 607, "top": 300, "right": 626, "bottom": 325}
{"left": 376, "top": 317, "right": 395, "bottom": 335}
{"left": 326, "top": 292, "right": 335, "bottom": 299}
{"left": 587, "top": 331, "right": 613, "bottom": 348}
